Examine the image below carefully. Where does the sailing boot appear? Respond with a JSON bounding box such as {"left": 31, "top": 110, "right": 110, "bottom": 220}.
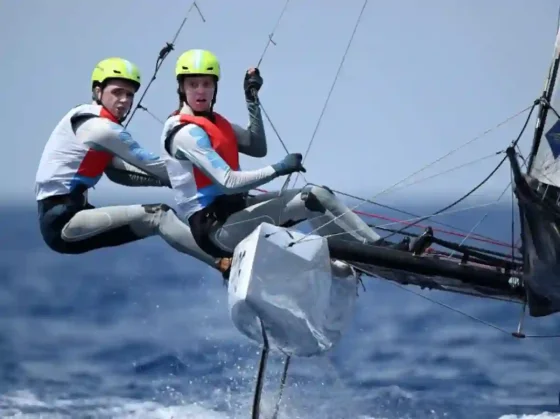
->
{"left": 409, "top": 227, "right": 434, "bottom": 255}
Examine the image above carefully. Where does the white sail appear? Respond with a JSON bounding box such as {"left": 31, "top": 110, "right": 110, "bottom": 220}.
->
{"left": 528, "top": 26, "right": 560, "bottom": 187}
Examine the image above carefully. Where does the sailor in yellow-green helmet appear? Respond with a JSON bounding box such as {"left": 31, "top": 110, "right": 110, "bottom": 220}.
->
{"left": 35, "top": 56, "right": 216, "bottom": 268}
{"left": 90, "top": 57, "right": 142, "bottom": 122}
{"left": 160, "top": 49, "right": 385, "bottom": 279}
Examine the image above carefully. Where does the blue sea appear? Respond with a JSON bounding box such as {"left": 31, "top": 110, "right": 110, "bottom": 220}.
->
{"left": 2, "top": 202, "right": 560, "bottom": 419}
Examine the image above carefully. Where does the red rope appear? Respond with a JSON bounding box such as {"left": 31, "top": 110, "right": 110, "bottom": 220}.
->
{"left": 254, "top": 188, "right": 514, "bottom": 249}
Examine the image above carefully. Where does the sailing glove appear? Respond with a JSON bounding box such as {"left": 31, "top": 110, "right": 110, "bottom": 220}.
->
{"left": 244, "top": 68, "right": 263, "bottom": 101}
{"left": 272, "top": 153, "right": 307, "bottom": 176}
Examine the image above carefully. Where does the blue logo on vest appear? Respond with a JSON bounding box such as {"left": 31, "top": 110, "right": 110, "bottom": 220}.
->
{"left": 545, "top": 119, "right": 560, "bottom": 159}
{"left": 190, "top": 125, "right": 229, "bottom": 170}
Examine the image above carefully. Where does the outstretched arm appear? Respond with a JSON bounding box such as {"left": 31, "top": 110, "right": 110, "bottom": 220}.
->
{"left": 72, "top": 115, "right": 171, "bottom": 187}
{"left": 169, "top": 123, "right": 278, "bottom": 194}
{"left": 231, "top": 100, "right": 268, "bottom": 158}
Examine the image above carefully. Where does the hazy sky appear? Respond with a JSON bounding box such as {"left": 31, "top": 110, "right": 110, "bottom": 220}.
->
{"left": 1, "top": 0, "right": 559, "bottom": 208}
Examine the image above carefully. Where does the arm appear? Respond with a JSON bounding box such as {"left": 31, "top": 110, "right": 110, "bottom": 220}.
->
{"left": 169, "top": 123, "right": 278, "bottom": 194}
{"left": 73, "top": 116, "right": 171, "bottom": 187}
{"left": 104, "top": 156, "right": 169, "bottom": 187}
{"left": 231, "top": 100, "right": 268, "bottom": 158}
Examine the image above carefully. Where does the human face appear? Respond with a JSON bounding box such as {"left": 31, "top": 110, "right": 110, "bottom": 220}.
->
{"left": 94, "top": 79, "right": 137, "bottom": 120}
{"left": 182, "top": 75, "right": 216, "bottom": 112}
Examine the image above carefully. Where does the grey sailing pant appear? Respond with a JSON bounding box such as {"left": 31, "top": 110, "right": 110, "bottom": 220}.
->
{"left": 208, "top": 185, "right": 381, "bottom": 255}
{"left": 37, "top": 196, "right": 215, "bottom": 265}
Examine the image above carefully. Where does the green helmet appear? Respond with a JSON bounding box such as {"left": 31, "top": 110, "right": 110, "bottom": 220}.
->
{"left": 175, "top": 49, "right": 221, "bottom": 80}
{"left": 91, "top": 57, "right": 141, "bottom": 91}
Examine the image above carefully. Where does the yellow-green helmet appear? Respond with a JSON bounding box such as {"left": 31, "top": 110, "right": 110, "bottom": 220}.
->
{"left": 91, "top": 57, "right": 141, "bottom": 91}
{"left": 175, "top": 49, "right": 221, "bottom": 80}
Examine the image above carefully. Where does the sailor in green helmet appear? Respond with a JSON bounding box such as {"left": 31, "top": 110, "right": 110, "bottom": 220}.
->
{"left": 35, "top": 57, "right": 217, "bottom": 268}
{"left": 160, "top": 49, "right": 384, "bottom": 277}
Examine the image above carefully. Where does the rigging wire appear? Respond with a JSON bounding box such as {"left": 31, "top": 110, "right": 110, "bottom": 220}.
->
{"left": 256, "top": 0, "right": 291, "bottom": 68}
{"left": 300, "top": 103, "right": 534, "bottom": 237}
{"left": 293, "top": 104, "right": 535, "bottom": 249}
{"left": 370, "top": 151, "right": 504, "bottom": 195}
{"left": 378, "top": 99, "right": 538, "bottom": 241}
{"left": 291, "top": 0, "right": 370, "bottom": 189}
{"left": 442, "top": 179, "right": 513, "bottom": 261}
{"left": 250, "top": 0, "right": 293, "bottom": 157}
{"left": 99, "top": 0, "right": 560, "bottom": 363}
{"left": 124, "top": 1, "right": 206, "bottom": 129}
{"left": 295, "top": 199, "right": 516, "bottom": 245}
{"left": 381, "top": 155, "right": 509, "bottom": 239}
{"left": 119, "top": 1, "right": 535, "bottom": 248}
{"left": 298, "top": 150, "right": 515, "bottom": 245}
{"left": 353, "top": 265, "right": 560, "bottom": 339}
{"left": 291, "top": 102, "right": 536, "bottom": 245}
{"left": 321, "top": 188, "right": 514, "bottom": 245}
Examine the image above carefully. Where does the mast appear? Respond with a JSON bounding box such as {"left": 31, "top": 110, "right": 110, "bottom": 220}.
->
{"left": 505, "top": 21, "right": 560, "bottom": 318}
{"left": 526, "top": 25, "right": 560, "bottom": 181}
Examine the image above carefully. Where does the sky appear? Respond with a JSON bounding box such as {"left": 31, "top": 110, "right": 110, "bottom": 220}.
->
{"left": 1, "top": 0, "right": 559, "bottom": 209}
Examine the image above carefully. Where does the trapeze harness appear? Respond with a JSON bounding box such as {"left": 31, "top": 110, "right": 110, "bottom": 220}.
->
{"left": 164, "top": 112, "right": 248, "bottom": 258}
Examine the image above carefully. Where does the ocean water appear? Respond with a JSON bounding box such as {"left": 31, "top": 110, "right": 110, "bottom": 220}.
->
{"left": 2, "top": 202, "right": 560, "bottom": 419}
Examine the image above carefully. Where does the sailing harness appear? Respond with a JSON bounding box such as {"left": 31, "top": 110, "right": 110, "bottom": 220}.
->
{"left": 188, "top": 193, "right": 247, "bottom": 258}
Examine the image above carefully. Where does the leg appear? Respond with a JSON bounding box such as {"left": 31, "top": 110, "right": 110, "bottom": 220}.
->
{"left": 39, "top": 202, "right": 216, "bottom": 266}
{"left": 209, "top": 185, "right": 381, "bottom": 253}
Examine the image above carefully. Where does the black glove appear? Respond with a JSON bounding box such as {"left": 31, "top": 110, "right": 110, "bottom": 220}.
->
{"left": 244, "top": 67, "right": 263, "bottom": 101}
{"left": 272, "top": 153, "right": 307, "bottom": 176}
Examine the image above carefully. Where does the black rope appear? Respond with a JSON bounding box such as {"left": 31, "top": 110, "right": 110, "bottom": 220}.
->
{"left": 380, "top": 99, "right": 539, "bottom": 242}
{"left": 251, "top": 0, "right": 293, "bottom": 156}
{"left": 291, "top": 0, "right": 369, "bottom": 189}
{"left": 256, "top": 0, "right": 291, "bottom": 68}
{"left": 325, "top": 187, "right": 513, "bottom": 245}
{"left": 124, "top": 1, "right": 206, "bottom": 128}
{"left": 356, "top": 264, "right": 560, "bottom": 339}
{"left": 300, "top": 0, "right": 369, "bottom": 166}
